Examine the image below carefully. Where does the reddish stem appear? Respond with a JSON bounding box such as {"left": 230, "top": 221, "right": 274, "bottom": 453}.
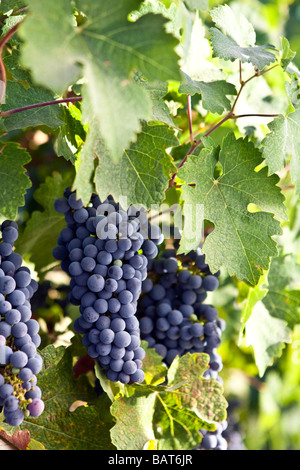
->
{"left": 0, "top": 96, "right": 82, "bottom": 117}
{"left": 232, "top": 113, "right": 279, "bottom": 119}
{"left": 170, "top": 62, "right": 281, "bottom": 183}
{"left": 0, "top": 21, "right": 24, "bottom": 104}
{"left": 187, "top": 94, "right": 194, "bottom": 144}
{"left": 170, "top": 113, "right": 232, "bottom": 183}
{"left": 0, "top": 21, "right": 22, "bottom": 52}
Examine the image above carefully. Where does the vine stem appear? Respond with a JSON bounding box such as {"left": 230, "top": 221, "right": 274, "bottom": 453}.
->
{"left": 0, "top": 21, "right": 24, "bottom": 104}
{"left": 232, "top": 113, "right": 279, "bottom": 119}
{"left": 0, "top": 6, "right": 29, "bottom": 23}
{"left": 170, "top": 114, "right": 232, "bottom": 184}
{"left": 187, "top": 94, "right": 194, "bottom": 144}
{"left": 0, "top": 21, "right": 22, "bottom": 52}
{"left": 170, "top": 62, "right": 281, "bottom": 183}
{"left": 0, "top": 96, "right": 83, "bottom": 117}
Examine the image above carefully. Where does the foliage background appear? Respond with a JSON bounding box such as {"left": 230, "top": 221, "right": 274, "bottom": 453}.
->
{"left": 1, "top": 0, "right": 300, "bottom": 451}
{"left": 203, "top": 0, "right": 300, "bottom": 451}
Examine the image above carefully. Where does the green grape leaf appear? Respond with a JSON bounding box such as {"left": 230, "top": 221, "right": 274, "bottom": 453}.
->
{"left": 0, "top": 1, "right": 26, "bottom": 16}
{"left": 239, "top": 271, "right": 269, "bottom": 342}
{"left": 263, "top": 253, "right": 300, "bottom": 327}
{"left": 140, "top": 340, "right": 168, "bottom": 386}
{"left": 166, "top": 353, "right": 227, "bottom": 423}
{"left": 2, "top": 51, "right": 65, "bottom": 132}
{"left": 179, "top": 72, "right": 237, "bottom": 114}
{"left": 0, "top": 141, "right": 31, "bottom": 219}
{"left": 94, "top": 123, "right": 178, "bottom": 209}
{"left": 19, "top": 0, "right": 181, "bottom": 162}
{"left": 130, "top": 1, "right": 180, "bottom": 43}
{"left": 178, "top": 133, "right": 286, "bottom": 285}
{"left": 181, "top": 14, "right": 226, "bottom": 83}
{"left": 239, "top": 251, "right": 300, "bottom": 375}
{"left": 154, "top": 398, "right": 212, "bottom": 450}
{"left": 261, "top": 109, "right": 300, "bottom": 196}
{"left": 135, "top": 75, "right": 177, "bottom": 128}
{"left": 73, "top": 125, "right": 100, "bottom": 205}
{"left": 15, "top": 171, "right": 73, "bottom": 278}
{"left": 285, "top": 73, "right": 300, "bottom": 110}
{"left": 0, "top": 118, "right": 6, "bottom": 134}
{"left": 79, "top": 66, "right": 153, "bottom": 165}
{"left": 210, "top": 4, "right": 256, "bottom": 47}
{"left": 245, "top": 301, "right": 292, "bottom": 377}
{"left": 280, "top": 37, "right": 296, "bottom": 71}
{"left": 55, "top": 104, "right": 86, "bottom": 164}
{"left": 19, "top": 0, "right": 81, "bottom": 93}
{"left": 210, "top": 28, "right": 276, "bottom": 70}
{"left": 209, "top": 4, "right": 276, "bottom": 70}
{"left": 1, "top": 13, "right": 26, "bottom": 47}
{"left": 110, "top": 353, "right": 226, "bottom": 450}
{"left": 2, "top": 81, "right": 65, "bottom": 132}
{"left": 18, "top": 344, "right": 115, "bottom": 450}
{"left": 110, "top": 392, "right": 157, "bottom": 450}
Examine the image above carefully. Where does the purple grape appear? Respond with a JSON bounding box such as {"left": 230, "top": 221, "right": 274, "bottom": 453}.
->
{"left": 10, "top": 350, "right": 28, "bottom": 368}
{"left": 53, "top": 192, "right": 165, "bottom": 384}
{"left": 27, "top": 398, "right": 45, "bottom": 417}
{"left": 4, "top": 408, "right": 24, "bottom": 426}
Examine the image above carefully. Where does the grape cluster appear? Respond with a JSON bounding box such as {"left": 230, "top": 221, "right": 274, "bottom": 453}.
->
{"left": 137, "top": 247, "right": 224, "bottom": 373}
{"left": 223, "top": 426, "right": 246, "bottom": 450}
{"left": 53, "top": 189, "right": 163, "bottom": 384}
{"left": 200, "top": 421, "right": 228, "bottom": 450}
{"left": 137, "top": 246, "right": 228, "bottom": 450}
{"left": 0, "top": 220, "right": 44, "bottom": 427}
{"left": 221, "top": 401, "right": 246, "bottom": 450}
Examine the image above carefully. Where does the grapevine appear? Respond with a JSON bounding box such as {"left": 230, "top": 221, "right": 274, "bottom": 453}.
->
{"left": 0, "top": 221, "right": 43, "bottom": 427}
{"left": 0, "top": 0, "right": 299, "bottom": 453}
{"left": 53, "top": 190, "right": 164, "bottom": 384}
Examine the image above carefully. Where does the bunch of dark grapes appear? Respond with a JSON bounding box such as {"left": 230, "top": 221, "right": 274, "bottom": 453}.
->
{"left": 137, "top": 246, "right": 228, "bottom": 449}
{"left": 199, "top": 421, "right": 228, "bottom": 450}
{"left": 137, "top": 247, "right": 224, "bottom": 373}
{"left": 0, "top": 220, "right": 44, "bottom": 427}
{"left": 221, "top": 401, "right": 246, "bottom": 450}
{"left": 53, "top": 189, "right": 163, "bottom": 384}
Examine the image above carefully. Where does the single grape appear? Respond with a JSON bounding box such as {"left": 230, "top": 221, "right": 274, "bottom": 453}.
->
{"left": 4, "top": 408, "right": 24, "bottom": 426}
{"left": 202, "top": 275, "right": 219, "bottom": 291}
{"left": 87, "top": 274, "right": 105, "bottom": 293}
{"left": 99, "top": 328, "right": 115, "bottom": 345}
{"left": 4, "top": 395, "right": 19, "bottom": 412}
{"left": 0, "top": 276, "right": 16, "bottom": 295}
{"left": 27, "top": 398, "right": 45, "bottom": 417}
{"left": 114, "top": 331, "right": 131, "bottom": 348}
{"left": 10, "top": 350, "right": 28, "bottom": 368}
